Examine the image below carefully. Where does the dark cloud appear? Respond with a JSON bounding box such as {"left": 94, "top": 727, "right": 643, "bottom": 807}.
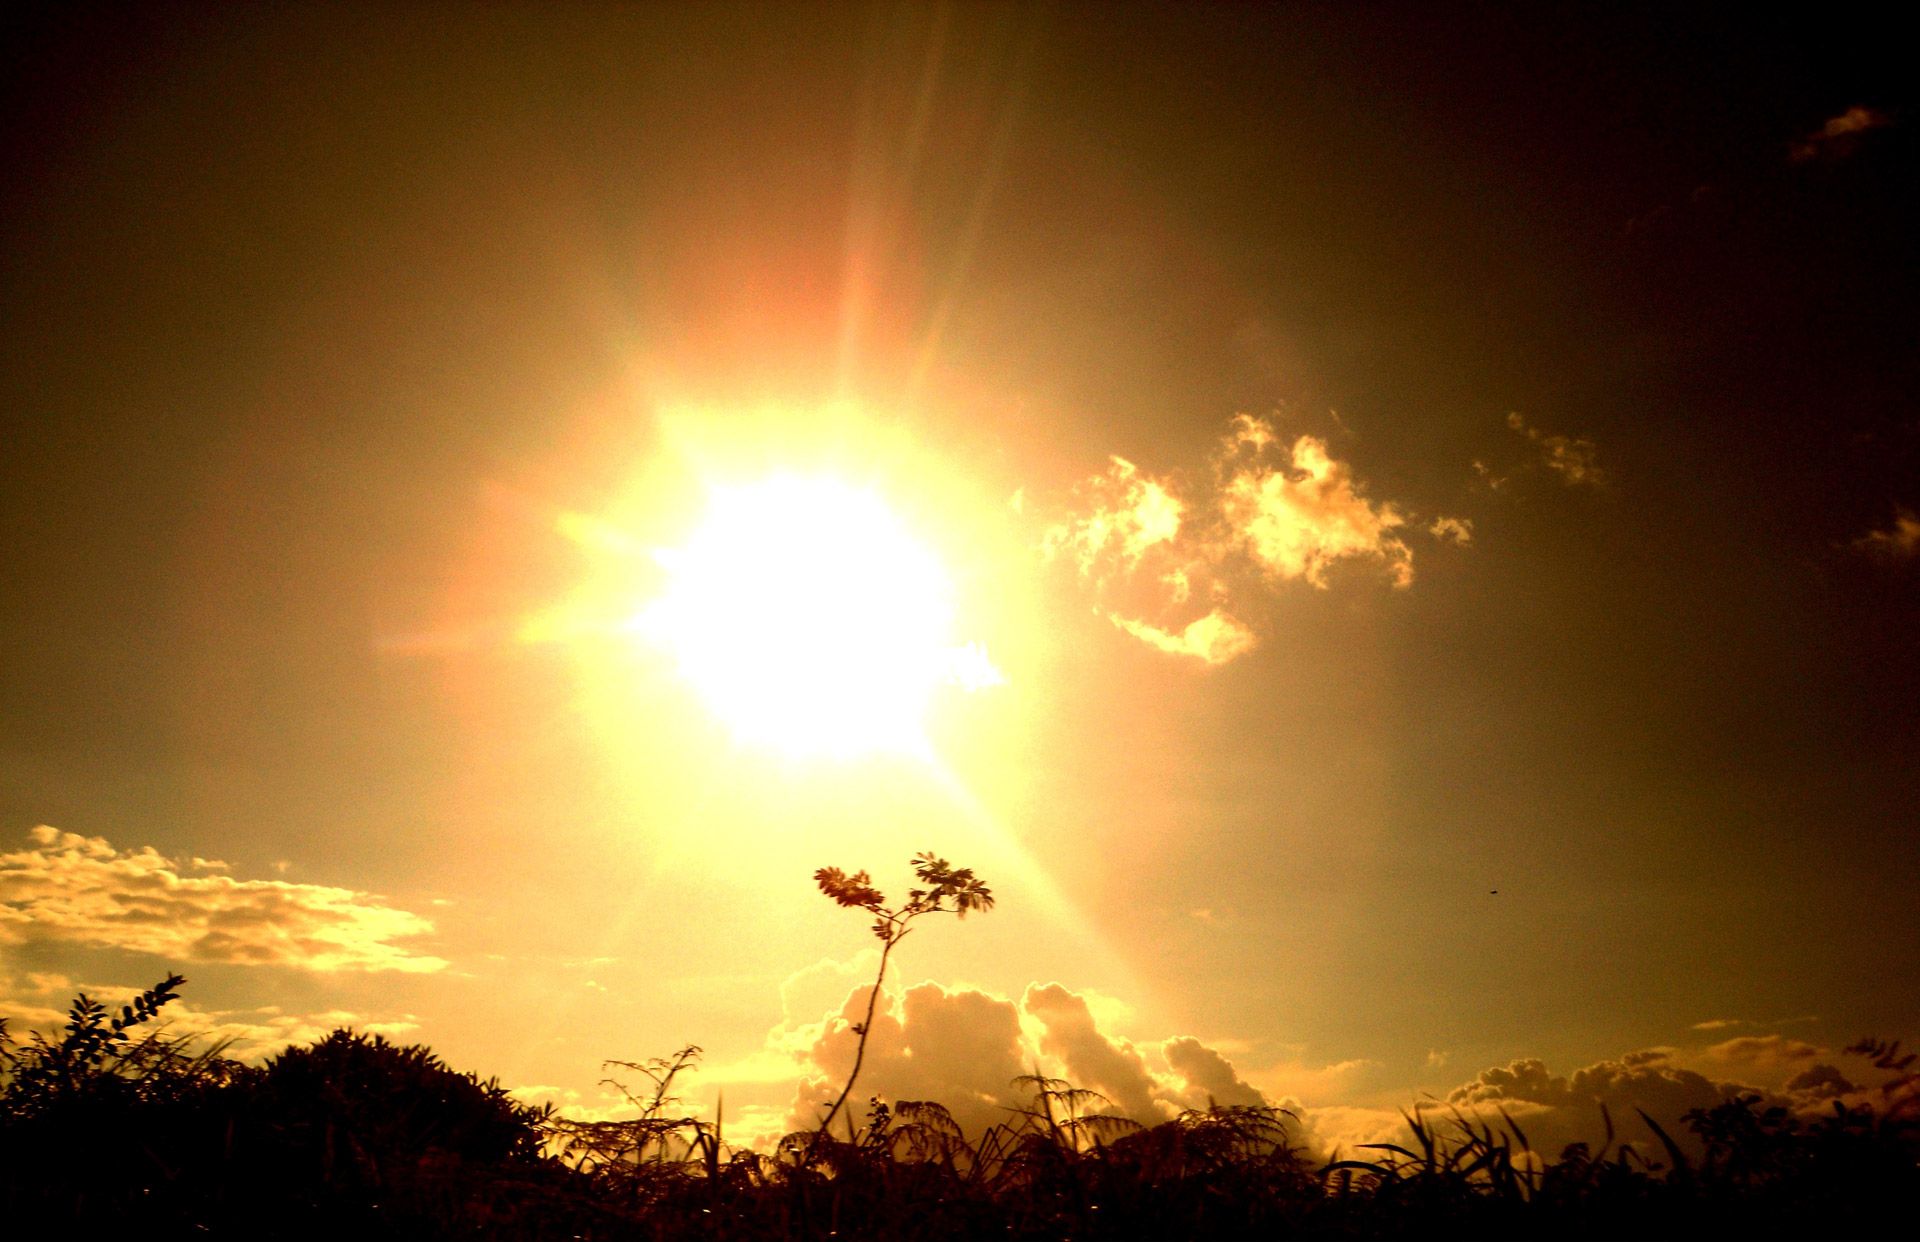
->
{"left": 1791, "top": 105, "right": 1892, "bottom": 162}
{"left": 1852, "top": 509, "right": 1920, "bottom": 561}
{"left": 1505, "top": 412, "right": 1604, "bottom": 487}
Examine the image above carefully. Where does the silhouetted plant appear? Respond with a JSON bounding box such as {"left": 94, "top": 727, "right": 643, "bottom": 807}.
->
{"left": 9, "top": 974, "right": 1920, "bottom": 1237}
{"left": 807, "top": 852, "right": 992, "bottom": 1157}
{"left": 0, "top": 972, "right": 190, "bottom": 1116}
{"left": 0, "top": 974, "right": 263, "bottom": 1228}
{"left": 549, "top": 1043, "right": 765, "bottom": 1209}
{"left": 1848, "top": 1036, "right": 1920, "bottom": 1123}
{"left": 253, "top": 1028, "right": 550, "bottom": 1186}
{"left": 1007, "top": 1071, "right": 1141, "bottom": 1154}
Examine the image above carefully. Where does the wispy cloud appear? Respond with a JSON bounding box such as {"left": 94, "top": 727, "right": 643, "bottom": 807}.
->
{"left": 1042, "top": 414, "right": 1445, "bottom": 665}
{"left": 1694, "top": 1034, "right": 1824, "bottom": 1080}
{"left": 1851, "top": 508, "right": 1920, "bottom": 561}
{"left": 0, "top": 827, "right": 447, "bottom": 973}
{"left": 1245, "top": 1052, "right": 1383, "bottom": 1108}
{"left": 1791, "top": 105, "right": 1892, "bottom": 162}
{"left": 1108, "top": 609, "right": 1257, "bottom": 666}
{"left": 1505, "top": 412, "right": 1604, "bottom": 487}
{"left": 1041, "top": 456, "right": 1184, "bottom": 580}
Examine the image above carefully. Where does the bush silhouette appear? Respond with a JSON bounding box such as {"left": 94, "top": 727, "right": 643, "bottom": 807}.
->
{"left": 254, "top": 1029, "right": 546, "bottom": 1173}
{"left": 5, "top": 953, "right": 1919, "bottom": 1236}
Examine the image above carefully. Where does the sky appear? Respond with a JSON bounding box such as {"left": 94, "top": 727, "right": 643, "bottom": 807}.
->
{"left": 3, "top": 2, "right": 1916, "bottom": 1155}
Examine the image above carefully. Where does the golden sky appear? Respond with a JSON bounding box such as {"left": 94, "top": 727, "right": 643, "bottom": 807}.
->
{"left": 3, "top": 3, "right": 1916, "bottom": 1153}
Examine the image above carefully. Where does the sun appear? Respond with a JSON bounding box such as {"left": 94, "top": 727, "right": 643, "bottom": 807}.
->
{"left": 628, "top": 474, "right": 998, "bottom": 758}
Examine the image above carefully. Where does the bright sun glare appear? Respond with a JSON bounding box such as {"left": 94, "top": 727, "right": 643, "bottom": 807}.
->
{"left": 629, "top": 475, "right": 1000, "bottom": 758}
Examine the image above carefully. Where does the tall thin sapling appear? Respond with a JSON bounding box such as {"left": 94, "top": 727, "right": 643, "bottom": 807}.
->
{"left": 808, "top": 852, "right": 993, "bottom": 1156}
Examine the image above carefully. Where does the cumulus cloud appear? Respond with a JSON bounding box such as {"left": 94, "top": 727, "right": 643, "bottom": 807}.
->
{"left": 1428, "top": 516, "right": 1473, "bottom": 546}
{"left": 0, "top": 826, "right": 447, "bottom": 973}
{"left": 782, "top": 981, "right": 1037, "bottom": 1139}
{"left": 1041, "top": 414, "right": 1430, "bottom": 664}
{"left": 749, "top": 976, "right": 1281, "bottom": 1145}
{"left": 1506, "top": 412, "right": 1604, "bottom": 487}
{"left": 1219, "top": 425, "right": 1413, "bottom": 589}
{"left": 1444, "top": 1049, "right": 1736, "bottom": 1157}
{"left": 710, "top": 976, "right": 1904, "bottom": 1170}
{"left": 713, "top": 983, "right": 1895, "bottom": 1166}
{"left": 1163, "top": 1035, "right": 1266, "bottom": 1108}
{"left": 1436, "top": 1038, "right": 1880, "bottom": 1161}
{"left": 1024, "top": 982, "right": 1171, "bottom": 1123}
{"left": 1791, "top": 105, "right": 1892, "bottom": 162}
{"left": 1852, "top": 508, "right": 1920, "bottom": 561}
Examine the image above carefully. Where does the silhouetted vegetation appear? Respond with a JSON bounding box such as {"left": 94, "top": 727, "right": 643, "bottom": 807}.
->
{"left": 810, "top": 852, "right": 994, "bottom": 1151}
{"left": 5, "top": 861, "right": 1916, "bottom": 1237}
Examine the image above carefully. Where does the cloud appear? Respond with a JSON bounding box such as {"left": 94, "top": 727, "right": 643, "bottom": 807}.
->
{"left": 1506, "top": 412, "right": 1604, "bottom": 487}
{"left": 1162, "top": 1036, "right": 1265, "bottom": 1108}
{"left": 1693, "top": 1034, "right": 1824, "bottom": 1085}
{"left": 1107, "top": 608, "right": 1257, "bottom": 665}
{"left": 1292, "top": 1103, "right": 1408, "bottom": 1160}
{"left": 1246, "top": 1053, "right": 1384, "bottom": 1108}
{"left": 1042, "top": 414, "right": 1427, "bottom": 664}
{"left": 1851, "top": 508, "right": 1920, "bottom": 561}
{"left": 0, "top": 826, "right": 447, "bottom": 973}
{"left": 748, "top": 976, "right": 1279, "bottom": 1145}
{"left": 1041, "top": 456, "right": 1184, "bottom": 579}
{"left": 780, "top": 980, "right": 1042, "bottom": 1139}
{"left": 1444, "top": 1049, "right": 1737, "bottom": 1158}
{"left": 720, "top": 989, "right": 1892, "bottom": 1166}
{"left": 1791, "top": 105, "right": 1891, "bottom": 162}
{"left": 1783, "top": 1064, "right": 1858, "bottom": 1102}
{"left": 1428, "top": 516, "right": 1472, "bottom": 546}
{"left": 1024, "top": 982, "right": 1171, "bottom": 1123}
{"left": 1219, "top": 426, "right": 1413, "bottom": 589}
{"left": 1435, "top": 1033, "right": 1889, "bottom": 1161}
{"left": 1435, "top": 1037, "right": 1880, "bottom": 1161}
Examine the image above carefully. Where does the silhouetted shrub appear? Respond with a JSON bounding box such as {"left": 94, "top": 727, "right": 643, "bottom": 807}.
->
{"left": 7, "top": 975, "right": 1918, "bottom": 1239}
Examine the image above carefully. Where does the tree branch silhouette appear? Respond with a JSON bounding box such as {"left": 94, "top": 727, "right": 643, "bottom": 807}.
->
{"left": 807, "top": 852, "right": 992, "bottom": 1162}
